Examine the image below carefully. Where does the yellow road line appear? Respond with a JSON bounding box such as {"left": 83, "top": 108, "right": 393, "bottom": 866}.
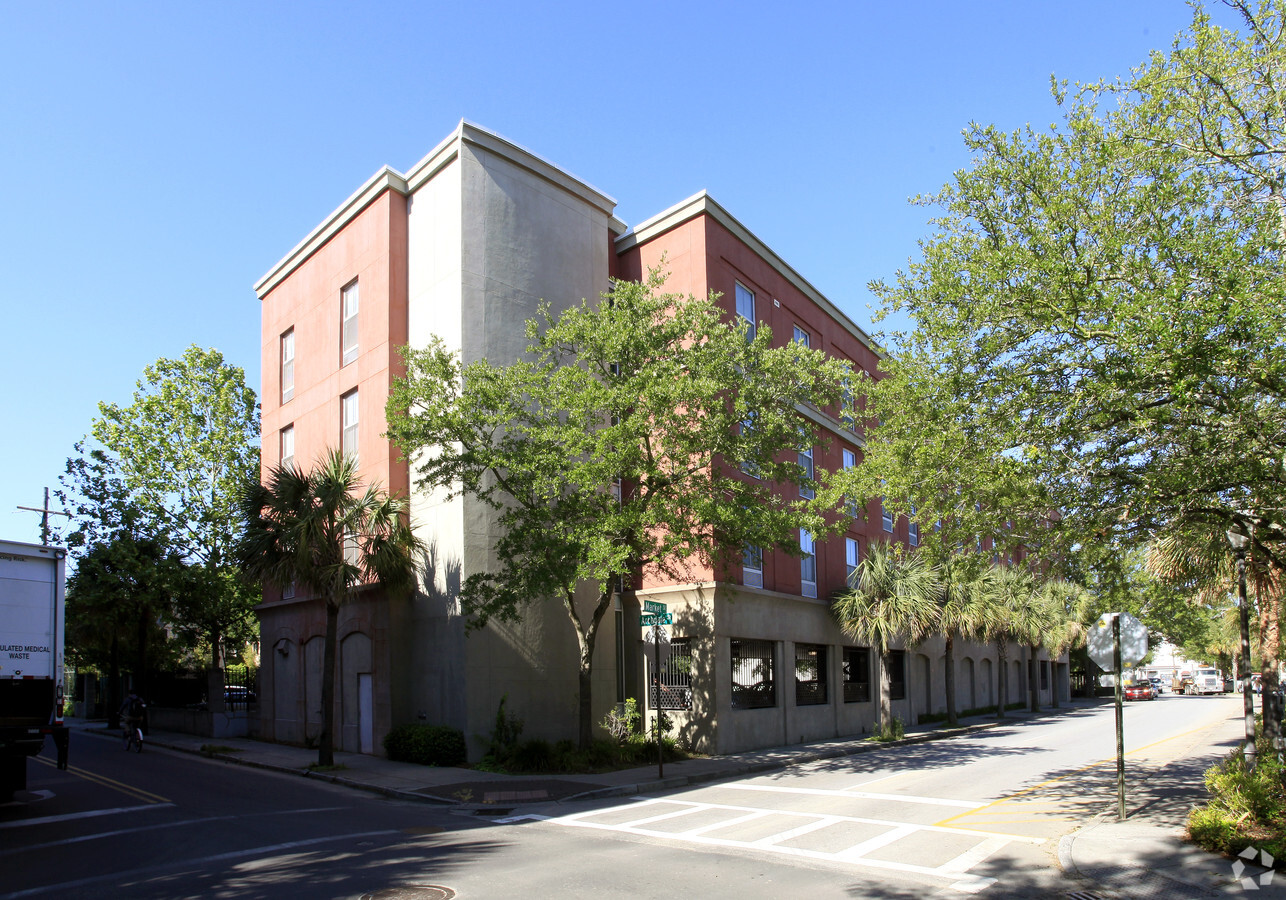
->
{"left": 32, "top": 755, "right": 170, "bottom": 804}
{"left": 932, "top": 720, "right": 1225, "bottom": 829}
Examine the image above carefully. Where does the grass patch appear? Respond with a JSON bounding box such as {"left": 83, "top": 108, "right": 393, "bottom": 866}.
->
{"left": 1187, "top": 727, "right": 1285, "bottom": 864}
{"left": 868, "top": 717, "right": 905, "bottom": 742}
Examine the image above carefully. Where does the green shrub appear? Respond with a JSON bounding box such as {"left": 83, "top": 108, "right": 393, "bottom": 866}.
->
{"left": 383, "top": 724, "right": 468, "bottom": 767}
{"left": 870, "top": 717, "right": 905, "bottom": 742}
{"left": 1187, "top": 733, "right": 1286, "bottom": 862}
{"left": 601, "top": 699, "right": 641, "bottom": 742}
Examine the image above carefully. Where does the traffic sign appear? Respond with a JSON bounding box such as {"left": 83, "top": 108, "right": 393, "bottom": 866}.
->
{"left": 642, "top": 600, "right": 668, "bottom": 614}
{"left": 1088, "top": 612, "right": 1148, "bottom": 672}
{"left": 640, "top": 613, "right": 673, "bottom": 626}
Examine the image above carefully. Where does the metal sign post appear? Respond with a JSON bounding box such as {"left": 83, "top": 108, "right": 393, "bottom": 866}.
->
{"left": 642, "top": 601, "right": 669, "bottom": 780}
{"left": 1113, "top": 614, "right": 1126, "bottom": 821}
{"left": 654, "top": 623, "right": 663, "bottom": 780}
{"left": 1088, "top": 612, "right": 1147, "bottom": 822}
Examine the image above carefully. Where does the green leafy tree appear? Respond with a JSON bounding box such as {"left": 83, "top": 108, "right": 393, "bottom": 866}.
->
{"left": 236, "top": 449, "right": 424, "bottom": 767}
{"left": 59, "top": 346, "right": 261, "bottom": 667}
{"left": 870, "top": 1, "right": 1286, "bottom": 568}
{"left": 65, "top": 521, "right": 187, "bottom": 726}
{"left": 831, "top": 542, "right": 941, "bottom": 730}
{"left": 386, "top": 268, "right": 859, "bottom": 749}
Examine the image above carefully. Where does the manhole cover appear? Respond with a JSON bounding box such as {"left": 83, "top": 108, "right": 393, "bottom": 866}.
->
{"left": 359, "top": 887, "right": 455, "bottom": 900}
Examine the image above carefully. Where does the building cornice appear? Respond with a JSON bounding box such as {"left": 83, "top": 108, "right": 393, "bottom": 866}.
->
{"left": 615, "top": 191, "right": 884, "bottom": 358}
{"left": 255, "top": 120, "right": 618, "bottom": 300}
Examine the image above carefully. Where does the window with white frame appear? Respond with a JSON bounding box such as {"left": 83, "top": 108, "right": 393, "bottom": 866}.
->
{"left": 280, "top": 424, "right": 294, "bottom": 470}
{"left": 740, "top": 411, "right": 760, "bottom": 478}
{"left": 341, "top": 389, "right": 359, "bottom": 463}
{"left": 840, "top": 370, "right": 855, "bottom": 429}
{"left": 882, "top": 500, "right": 894, "bottom": 533}
{"left": 798, "top": 444, "right": 815, "bottom": 499}
{"left": 793, "top": 325, "right": 810, "bottom": 347}
{"left": 281, "top": 328, "right": 295, "bottom": 403}
{"left": 843, "top": 448, "right": 859, "bottom": 517}
{"left": 743, "top": 544, "right": 763, "bottom": 588}
{"left": 800, "top": 529, "right": 817, "bottom": 598}
{"left": 341, "top": 281, "right": 359, "bottom": 366}
{"left": 909, "top": 505, "right": 919, "bottom": 547}
{"left": 735, "top": 283, "right": 755, "bottom": 341}
{"left": 845, "top": 537, "right": 860, "bottom": 584}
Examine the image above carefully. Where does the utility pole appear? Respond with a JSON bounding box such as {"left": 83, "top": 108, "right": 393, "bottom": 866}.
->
{"left": 16, "top": 487, "right": 71, "bottom": 545}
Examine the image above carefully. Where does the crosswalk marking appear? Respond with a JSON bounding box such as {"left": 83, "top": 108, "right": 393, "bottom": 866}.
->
{"left": 721, "top": 782, "right": 986, "bottom": 808}
{"left": 540, "top": 796, "right": 1045, "bottom": 890}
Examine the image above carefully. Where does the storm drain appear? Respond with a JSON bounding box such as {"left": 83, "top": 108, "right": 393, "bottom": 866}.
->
{"left": 359, "top": 886, "right": 455, "bottom": 900}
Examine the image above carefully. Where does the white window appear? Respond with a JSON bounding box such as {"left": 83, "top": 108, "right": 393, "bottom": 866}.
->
{"left": 843, "top": 448, "right": 858, "bottom": 517}
{"left": 799, "top": 444, "right": 815, "bottom": 499}
{"left": 882, "top": 501, "right": 894, "bottom": 533}
{"left": 743, "top": 544, "right": 763, "bottom": 589}
{"left": 341, "top": 281, "right": 359, "bottom": 366}
{"left": 841, "top": 371, "right": 855, "bottom": 429}
{"left": 280, "top": 424, "right": 294, "bottom": 470}
{"left": 610, "top": 477, "right": 622, "bottom": 504}
{"left": 735, "top": 283, "right": 755, "bottom": 341}
{"left": 800, "top": 530, "right": 817, "bottom": 598}
{"left": 740, "top": 411, "right": 760, "bottom": 478}
{"left": 281, "top": 329, "right": 295, "bottom": 403}
{"left": 341, "top": 389, "right": 359, "bottom": 464}
{"left": 909, "top": 505, "right": 919, "bottom": 547}
{"left": 281, "top": 581, "right": 296, "bottom": 600}
{"left": 845, "top": 537, "right": 860, "bottom": 584}
{"left": 793, "top": 325, "right": 810, "bottom": 347}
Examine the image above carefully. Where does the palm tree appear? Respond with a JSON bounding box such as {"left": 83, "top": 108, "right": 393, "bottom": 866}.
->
{"left": 236, "top": 449, "right": 424, "bottom": 766}
{"left": 936, "top": 553, "right": 991, "bottom": 726}
{"left": 832, "top": 541, "right": 941, "bottom": 731}
{"left": 1036, "top": 578, "right": 1090, "bottom": 709}
{"left": 980, "top": 564, "right": 1036, "bottom": 718}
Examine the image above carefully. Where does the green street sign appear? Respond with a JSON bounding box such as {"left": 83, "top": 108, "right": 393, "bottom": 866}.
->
{"left": 642, "top": 600, "right": 668, "bottom": 614}
{"left": 640, "top": 613, "right": 673, "bottom": 626}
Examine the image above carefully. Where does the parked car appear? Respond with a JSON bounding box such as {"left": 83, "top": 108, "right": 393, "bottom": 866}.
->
{"left": 1125, "top": 683, "right": 1155, "bottom": 701}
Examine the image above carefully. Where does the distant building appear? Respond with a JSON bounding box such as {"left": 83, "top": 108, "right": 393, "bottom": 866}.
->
{"left": 253, "top": 121, "right": 1068, "bottom": 758}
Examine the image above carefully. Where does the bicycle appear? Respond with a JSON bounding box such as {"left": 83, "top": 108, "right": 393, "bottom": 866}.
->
{"left": 123, "top": 717, "right": 143, "bottom": 753}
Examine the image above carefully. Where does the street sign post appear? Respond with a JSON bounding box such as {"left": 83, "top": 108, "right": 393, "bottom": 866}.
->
{"left": 1088, "top": 612, "right": 1149, "bottom": 821}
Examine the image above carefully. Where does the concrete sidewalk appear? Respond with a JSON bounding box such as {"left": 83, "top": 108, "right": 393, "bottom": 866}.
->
{"left": 66, "top": 700, "right": 1271, "bottom": 897}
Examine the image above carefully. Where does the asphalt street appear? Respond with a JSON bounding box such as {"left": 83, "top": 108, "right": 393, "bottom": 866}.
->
{"left": 0, "top": 693, "right": 1251, "bottom": 899}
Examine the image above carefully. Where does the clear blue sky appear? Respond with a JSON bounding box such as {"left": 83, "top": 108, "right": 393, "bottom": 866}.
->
{"left": 0, "top": 1, "right": 1242, "bottom": 544}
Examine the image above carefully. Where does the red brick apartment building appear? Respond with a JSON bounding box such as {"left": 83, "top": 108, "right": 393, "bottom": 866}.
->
{"left": 254, "top": 121, "right": 1067, "bottom": 759}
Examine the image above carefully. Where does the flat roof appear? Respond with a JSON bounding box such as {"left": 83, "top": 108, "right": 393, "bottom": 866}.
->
{"left": 255, "top": 121, "right": 618, "bottom": 298}
{"left": 614, "top": 191, "right": 882, "bottom": 356}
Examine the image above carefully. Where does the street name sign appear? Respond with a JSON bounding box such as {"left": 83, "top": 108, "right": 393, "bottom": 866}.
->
{"left": 640, "top": 613, "right": 673, "bottom": 626}
{"left": 642, "top": 600, "right": 668, "bottom": 614}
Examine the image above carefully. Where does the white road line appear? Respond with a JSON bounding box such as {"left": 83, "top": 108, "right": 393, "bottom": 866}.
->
{"left": 0, "top": 804, "right": 174, "bottom": 830}
{"left": 749, "top": 815, "right": 841, "bottom": 847}
{"left": 680, "top": 810, "right": 770, "bottom": 837}
{"left": 541, "top": 796, "right": 1045, "bottom": 888}
{"left": 836, "top": 823, "right": 919, "bottom": 860}
{"left": 722, "top": 782, "right": 984, "bottom": 808}
{"left": 940, "top": 835, "right": 1011, "bottom": 874}
{"left": 0, "top": 806, "right": 348, "bottom": 855}
{"left": 0, "top": 829, "right": 402, "bottom": 900}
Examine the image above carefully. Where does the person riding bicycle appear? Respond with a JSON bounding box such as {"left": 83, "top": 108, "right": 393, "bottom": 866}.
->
{"left": 120, "top": 691, "right": 144, "bottom": 734}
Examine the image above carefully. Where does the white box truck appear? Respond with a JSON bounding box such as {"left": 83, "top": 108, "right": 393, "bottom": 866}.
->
{"left": 0, "top": 540, "right": 67, "bottom": 800}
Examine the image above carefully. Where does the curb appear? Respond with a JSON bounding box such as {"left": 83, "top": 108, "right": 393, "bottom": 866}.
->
{"left": 557, "top": 710, "right": 1030, "bottom": 804}
{"left": 74, "top": 725, "right": 451, "bottom": 806}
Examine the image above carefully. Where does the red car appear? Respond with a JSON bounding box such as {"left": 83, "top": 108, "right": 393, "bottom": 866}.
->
{"left": 1125, "top": 683, "right": 1155, "bottom": 701}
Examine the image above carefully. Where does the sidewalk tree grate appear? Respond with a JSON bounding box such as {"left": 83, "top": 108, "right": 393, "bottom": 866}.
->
{"left": 1066, "top": 893, "right": 1106, "bottom": 900}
